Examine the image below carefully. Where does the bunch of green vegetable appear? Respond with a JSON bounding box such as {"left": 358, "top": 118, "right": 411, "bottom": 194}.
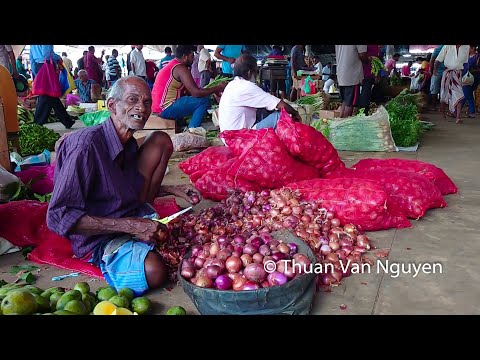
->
{"left": 296, "top": 92, "right": 325, "bottom": 112}
{"left": 17, "top": 124, "right": 60, "bottom": 157}
{"left": 204, "top": 75, "right": 232, "bottom": 88}
{"left": 385, "top": 101, "right": 422, "bottom": 147}
{"left": 371, "top": 56, "right": 385, "bottom": 76}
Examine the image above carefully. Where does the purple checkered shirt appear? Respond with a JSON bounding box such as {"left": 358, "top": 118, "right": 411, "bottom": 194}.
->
{"left": 47, "top": 117, "right": 153, "bottom": 259}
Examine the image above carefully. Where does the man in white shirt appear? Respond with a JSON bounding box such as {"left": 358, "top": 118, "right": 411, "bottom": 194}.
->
{"left": 433, "top": 45, "right": 469, "bottom": 124}
{"left": 219, "top": 54, "right": 302, "bottom": 134}
{"left": 130, "top": 45, "right": 147, "bottom": 79}
{"left": 198, "top": 46, "right": 212, "bottom": 88}
{"left": 314, "top": 56, "right": 322, "bottom": 75}
{"left": 335, "top": 45, "right": 368, "bottom": 118}
{"left": 323, "top": 74, "right": 336, "bottom": 93}
{"left": 322, "top": 62, "right": 332, "bottom": 81}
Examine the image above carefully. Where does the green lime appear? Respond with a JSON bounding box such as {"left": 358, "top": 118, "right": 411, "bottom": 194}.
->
{"left": 166, "top": 306, "right": 187, "bottom": 315}
{"left": 131, "top": 297, "right": 151, "bottom": 315}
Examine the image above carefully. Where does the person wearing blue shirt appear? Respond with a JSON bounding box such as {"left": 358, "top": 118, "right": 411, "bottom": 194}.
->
{"left": 158, "top": 47, "right": 174, "bottom": 70}
{"left": 29, "top": 45, "right": 74, "bottom": 129}
{"left": 214, "top": 45, "right": 247, "bottom": 77}
{"left": 74, "top": 70, "right": 96, "bottom": 103}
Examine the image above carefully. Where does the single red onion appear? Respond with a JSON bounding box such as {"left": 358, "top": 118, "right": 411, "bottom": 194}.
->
{"left": 267, "top": 271, "right": 288, "bottom": 286}
{"left": 215, "top": 275, "right": 233, "bottom": 290}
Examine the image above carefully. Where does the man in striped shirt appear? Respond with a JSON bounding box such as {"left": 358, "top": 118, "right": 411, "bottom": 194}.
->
{"left": 107, "top": 49, "right": 121, "bottom": 85}
{"left": 47, "top": 76, "right": 201, "bottom": 295}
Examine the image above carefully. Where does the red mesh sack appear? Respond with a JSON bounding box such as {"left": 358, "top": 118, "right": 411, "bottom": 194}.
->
{"left": 285, "top": 178, "right": 411, "bottom": 231}
{"left": 224, "top": 128, "right": 320, "bottom": 189}
{"left": 195, "top": 159, "right": 261, "bottom": 201}
{"left": 15, "top": 165, "right": 55, "bottom": 195}
{"left": 352, "top": 158, "right": 457, "bottom": 195}
{"left": 276, "top": 109, "right": 345, "bottom": 176}
{"left": 189, "top": 169, "right": 210, "bottom": 185}
{"left": 219, "top": 128, "right": 264, "bottom": 156}
{"left": 178, "top": 146, "right": 234, "bottom": 175}
{"left": 327, "top": 167, "right": 446, "bottom": 219}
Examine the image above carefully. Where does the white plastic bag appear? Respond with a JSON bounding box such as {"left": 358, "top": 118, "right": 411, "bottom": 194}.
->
{"left": 0, "top": 165, "right": 20, "bottom": 203}
{"left": 462, "top": 71, "right": 474, "bottom": 86}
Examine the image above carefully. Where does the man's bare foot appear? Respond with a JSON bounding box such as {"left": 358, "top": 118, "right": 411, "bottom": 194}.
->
{"left": 456, "top": 118, "right": 463, "bottom": 124}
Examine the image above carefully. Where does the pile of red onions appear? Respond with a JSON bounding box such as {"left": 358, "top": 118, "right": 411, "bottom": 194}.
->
{"left": 180, "top": 233, "right": 312, "bottom": 291}
{"left": 168, "top": 189, "right": 372, "bottom": 288}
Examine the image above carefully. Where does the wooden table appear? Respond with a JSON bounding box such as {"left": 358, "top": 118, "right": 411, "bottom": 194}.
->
{"left": 260, "top": 65, "right": 287, "bottom": 97}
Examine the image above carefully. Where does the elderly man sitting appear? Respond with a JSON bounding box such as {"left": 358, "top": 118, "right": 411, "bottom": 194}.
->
{"left": 74, "top": 69, "right": 96, "bottom": 103}
{"left": 218, "top": 53, "right": 302, "bottom": 133}
{"left": 47, "top": 76, "right": 201, "bottom": 295}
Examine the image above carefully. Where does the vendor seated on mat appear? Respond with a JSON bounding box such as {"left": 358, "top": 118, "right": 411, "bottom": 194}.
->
{"left": 151, "top": 45, "right": 226, "bottom": 130}
{"left": 47, "top": 76, "right": 201, "bottom": 296}
{"left": 218, "top": 53, "right": 302, "bottom": 133}
{"left": 73, "top": 70, "right": 96, "bottom": 103}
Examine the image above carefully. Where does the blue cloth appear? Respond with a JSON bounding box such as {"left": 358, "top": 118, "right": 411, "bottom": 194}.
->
{"left": 98, "top": 211, "right": 158, "bottom": 296}
{"left": 159, "top": 54, "right": 174, "bottom": 69}
{"left": 74, "top": 79, "right": 95, "bottom": 102}
{"left": 160, "top": 96, "right": 210, "bottom": 128}
{"left": 254, "top": 111, "right": 280, "bottom": 130}
{"left": 432, "top": 45, "right": 445, "bottom": 76}
{"left": 217, "top": 45, "right": 246, "bottom": 75}
{"left": 29, "top": 45, "right": 61, "bottom": 76}
{"left": 461, "top": 84, "right": 476, "bottom": 114}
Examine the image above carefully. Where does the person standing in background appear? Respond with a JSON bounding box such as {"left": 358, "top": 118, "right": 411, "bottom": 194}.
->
{"left": 29, "top": 45, "right": 74, "bottom": 129}
{"left": 429, "top": 45, "right": 444, "bottom": 111}
{"left": 313, "top": 56, "right": 323, "bottom": 75}
{"left": 62, "top": 52, "right": 73, "bottom": 74}
{"left": 289, "top": 45, "right": 309, "bottom": 101}
{"left": 198, "top": 45, "right": 213, "bottom": 88}
{"left": 402, "top": 61, "right": 413, "bottom": 77}
{"left": 16, "top": 55, "right": 29, "bottom": 79}
{"left": 358, "top": 45, "right": 380, "bottom": 114}
{"left": 130, "top": 45, "right": 146, "bottom": 80}
{"left": 322, "top": 62, "right": 332, "bottom": 81}
{"left": 107, "top": 49, "right": 122, "bottom": 86}
{"left": 460, "top": 45, "right": 480, "bottom": 118}
{"left": 0, "top": 45, "right": 19, "bottom": 78}
{"left": 385, "top": 53, "right": 401, "bottom": 77}
{"left": 191, "top": 46, "right": 201, "bottom": 87}
{"left": 85, "top": 46, "right": 103, "bottom": 85}
{"left": 214, "top": 45, "right": 246, "bottom": 78}
{"left": 158, "top": 47, "right": 174, "bottom": 70}
{"left": 433, "top": 45, "right": 469, "bottom": 124}
{"left": 102, "top": 55, "right": 110, "bottom": 89}
{"left": 335, "top": 45, "right": 368, "bottom": 118}
{"left": 77, "top": 50, "right": 87, "bottom": 71}
{"left": 126, "top": 45, "right": 136, "bottom": 75}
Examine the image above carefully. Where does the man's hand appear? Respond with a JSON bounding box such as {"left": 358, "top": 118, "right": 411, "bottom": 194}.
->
{"left": 292, "top": 111, "right": 303, "bottom": 123}
{"left": 227, "top": 57, "right": 236, "bottom": 64}
{"left": 162, "top": 184, "right": 202, "bottom": 205}
{"left": 128, "top": 218, "right": 168, "bottom": 243}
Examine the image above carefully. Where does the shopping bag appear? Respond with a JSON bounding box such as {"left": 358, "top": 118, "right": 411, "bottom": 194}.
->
{"left": 59, "top": 67, "right": 76, "bottom": 96}
{"left": 32, "top": 60, "right": 61, "bottom": 98}
{"left": 462, "top": 71, "right": 474, "bottom": 86}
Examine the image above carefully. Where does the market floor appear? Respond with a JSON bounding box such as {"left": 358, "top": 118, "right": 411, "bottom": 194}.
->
{"left": 1, "top": 110, "right": 478, "bottom": 315}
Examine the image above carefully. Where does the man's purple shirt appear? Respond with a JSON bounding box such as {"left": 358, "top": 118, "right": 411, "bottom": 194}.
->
{"left": 47, "top": 117, "right": 153, "bottom": 259}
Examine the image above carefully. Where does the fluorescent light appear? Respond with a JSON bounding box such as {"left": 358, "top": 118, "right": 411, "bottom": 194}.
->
{"left": 403, "top": 54, "right": 412, "bottom": 57}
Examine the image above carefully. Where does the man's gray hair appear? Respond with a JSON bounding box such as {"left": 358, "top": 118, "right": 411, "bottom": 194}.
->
{"left": 107, "top": 75, "right": 148, "bottom": 102}
{"left": 78, "top": 69, "right": 87, "bottom": 76}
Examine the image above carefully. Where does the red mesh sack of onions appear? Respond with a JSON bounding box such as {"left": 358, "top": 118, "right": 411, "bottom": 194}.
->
{"left": 285, "top": 178, "right": 411, "bottom": 231}
{"left": 352, "top": 158, "right": 457, "bottom": 195}
{"left": 194, "top": 158, "right": 261, "bottom": 201}
{"left": 219, "top": 128, "right": 261, "bottom": 156}
{"left": 222, "top": 128, "right": 320, "bottom": 189}
{"left": 179, "top": 146, "right": 234, "bottom": 175}
{"left": 275, "top": 109, "right": 345, "bottom": 177}
{"left": 326, "top": 167, "right": 446, "bottom": 219}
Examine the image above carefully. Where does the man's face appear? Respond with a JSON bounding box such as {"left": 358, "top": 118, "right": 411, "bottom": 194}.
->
{"left": 184, "top": 51, "right": 195, "bottom": 67}
{"left": 79, "top": 71, "right": 88, "bottom": 82}
{"left": 137, "top": 45, "right": 143, "bottom": 51}
{"left": 109, "top": 78, "right": 152, "bottom": 131}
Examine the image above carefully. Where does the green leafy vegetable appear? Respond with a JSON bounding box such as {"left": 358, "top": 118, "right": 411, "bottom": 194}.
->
{"left": 17, "top": 124, "right": 60, "bottom": 157}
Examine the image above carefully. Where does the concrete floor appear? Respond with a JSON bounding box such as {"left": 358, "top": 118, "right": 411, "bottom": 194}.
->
{"left": 1, "top": 110, "right": 478, "bottom": 315}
